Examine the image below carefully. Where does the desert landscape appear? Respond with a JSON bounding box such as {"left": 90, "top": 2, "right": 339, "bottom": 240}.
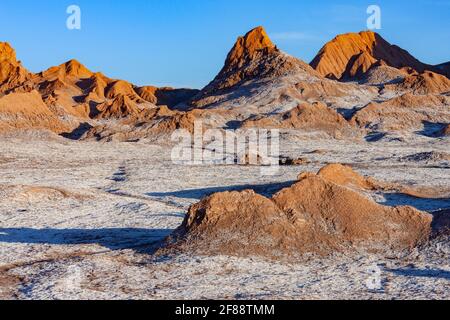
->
{"left": 0, "top": 25, "right": 449, "bottom": 300}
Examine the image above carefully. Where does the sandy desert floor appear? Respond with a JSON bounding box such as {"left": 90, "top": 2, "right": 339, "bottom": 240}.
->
{"left": 0, "top": 132, "right": 449, "bottom": 300}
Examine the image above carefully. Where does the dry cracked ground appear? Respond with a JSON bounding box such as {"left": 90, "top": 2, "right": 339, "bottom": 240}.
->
{"left": 0, "top": 132, "right": 448, "bottom": 300}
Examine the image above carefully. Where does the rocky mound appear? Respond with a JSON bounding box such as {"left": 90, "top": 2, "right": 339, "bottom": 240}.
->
{"left": 359, "top": 63, "right": 406, "bottom": 85}
{"left": 342, "top": 51, "right": 378, "bottom": 80}
{"left": 77, "top": 72, "right": 109, "bottom": 102}
{"left": 0, "top": 42, "right": 32, "bottom": 92}
{"left": 314, "top": 163, "right": 380, "bottom": 190}
{"left": 351, "top": 93, "right": 450, "bottom": 132}
{"left": 94, "top": 94, "right": 143, "bottom": 119}
{"left": 80, "top": 106, "right": 202, "bottom": 141}
{"left": 168, "top": 165, "right": 432, "bottom": 259}
{"left": 0, "top": 91, "right": 67, "bottom": 132}
{"left": 146, "top": 109, "right": 199, "bottom": 134}
{"left": 307, "top": 163, "right": 449, "bottom": 200}
{"left": 104, "top": 80, "right": 141, "bottom": 101}
{"left": 242, "top": 102, "right": 356, "bottom": 138}
{"left": 40, "top": 59, "right": 94, "bottom": 80}
{"left": 190, "top": 26, "right": 326, "bottom": 110}
{"left": 385, "top": 71, "right": 450, "bottom": 95}
{"left": 135, "top": 86, "right": 158, "bottom": 104}
{"left": 310, "top": 31, "right": 432, "bottom": 80}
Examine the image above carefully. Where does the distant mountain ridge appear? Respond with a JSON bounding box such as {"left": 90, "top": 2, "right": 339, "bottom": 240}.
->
{"left": 0, "top": 27, "right": 449, "bottom": 140}
{"left": 0, "top": 42, "right": 199, "bottom": 132}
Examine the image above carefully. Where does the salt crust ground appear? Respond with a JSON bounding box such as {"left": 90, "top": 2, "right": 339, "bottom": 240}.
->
{"left": 0, "top": 132, "right": 448, "bottom": 300}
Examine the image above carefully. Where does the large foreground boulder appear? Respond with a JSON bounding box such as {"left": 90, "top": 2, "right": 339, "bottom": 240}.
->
{"left": 169, "top": 166, "right": 433, "bottom": 259}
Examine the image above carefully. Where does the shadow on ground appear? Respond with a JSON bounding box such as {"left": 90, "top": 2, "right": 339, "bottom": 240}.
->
{"left": 379, "top": 193, "right": 450, "bottom": 212}
{"left": 416, "top": 121, "right": 448, "bottom": 138}
{"left": 60, "top": 122, "right": 93, "bottom": 140}
{"left": 0, "top": 228, "right": 172, "bottom": 254}
{"left": 365, "top": 132, "right": 387, "bottom": 142}
{"left": 386, "top": 267, "right": 450, "bottom": 281}
{"left": 147, "top": 180, "right": 297, "bottom": 200}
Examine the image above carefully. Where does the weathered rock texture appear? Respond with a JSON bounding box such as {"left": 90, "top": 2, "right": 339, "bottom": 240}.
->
{"left": 310, "top": 31, "right": 433, "bottom": 80}
{"left": 170, "top": 165, "right": 433, "bottom": 259}
{"left": 351, "top": 93, "right": 450, "bottom": 132}
{"left": 241, "top": 102, "right": 356, "bottom": 138}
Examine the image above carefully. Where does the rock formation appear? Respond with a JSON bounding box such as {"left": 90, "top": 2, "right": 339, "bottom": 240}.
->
{"left": 0, "top": 43, "right": 199, "bottom": 134}
{"left": 190, "top": 26, "right": 328, "bottom": 111}
{"left": 0, "top": 90, "right": 67, "bottom": 132}
{"left": 40, "top": 59, "right": 94, "bottom": 80}
{"left": 187, "top": 26, "right": 376, "bottom": 134}
{"left": 359, "top": 62, "right": 407, "bottom": 85}
{"left": 170, "top": 165, "right": 433, "bottom": 258}
{"left": 0, "top": 28, "right": 449, "bottom": 139}
{"left": 314, "top": 163, "right": 380, "bottom": 190}
{"left": 94, "top": 94, "right": 143, "bottom": 119}
{"left": 310, "top": 31, "right": 432, "bottom": 80}
{"left": 351, "top": 93, "right": 450, "bottom": 132}
{"left": 385, "top": 71, "right": 450, "bottom": 95}
{"left": 0, "top": 42, "right": 32, "bottom": 92}
{"left": 242, "top": 102, "right": 356, "bottom": 138}
{"left": 200, "top": 26, "right": 279, "bottom": 92}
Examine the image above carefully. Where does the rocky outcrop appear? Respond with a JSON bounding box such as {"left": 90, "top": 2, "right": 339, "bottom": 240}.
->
{"left": 104, "top": 80, "right": 141, "bottom": 101}
{"left": 0, "top": 90, "right": 68, "bottom": 132}
{"left": 314, "top": 163, "right": 380, "bottom": 190}
{"left": 94, "top": 94, "right": 143, "bottom": 119}
{"left": 203, "top": 26, "right": 278, "bottom": 91}
{"left": 359, "top": 62, "right": 407, "bottom": 85}
{"left": 351, "top": 93, "right": 450, "bottom": 132}
{"left": 40, "top": 59, "right": 94, "bottom": 80}
{"left": 191, "top": 26, "right": 322, "bottom": 109}
{"left": 310, "top": 31, "right": 432, "bottom": 80}
{"left": 170, "top": 165, "right": 432, "bottom": 258}
{"left": 0, "top": 42, "right": 32, "bottom": 92}
{"left": 385, "top": 71, "right": 450, "bottom": 95}
{"left": 242, "top": 102, "right": 356, "bottom": 138}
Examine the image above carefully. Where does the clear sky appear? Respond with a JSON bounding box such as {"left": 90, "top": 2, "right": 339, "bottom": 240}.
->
{"left": 0, "top": 0, "right": 449, "bottom": 88}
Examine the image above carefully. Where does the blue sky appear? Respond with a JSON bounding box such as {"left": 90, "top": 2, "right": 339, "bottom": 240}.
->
{"left": 0, "top": 0, "right": 449, "bottom": 88}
